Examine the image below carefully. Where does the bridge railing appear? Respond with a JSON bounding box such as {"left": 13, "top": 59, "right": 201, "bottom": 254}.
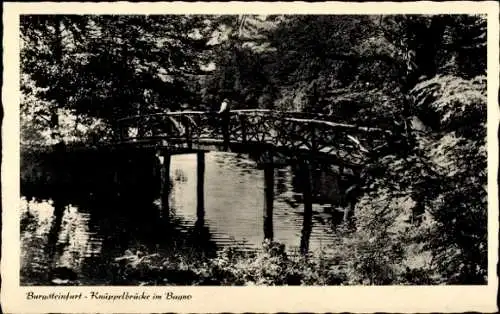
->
{"left": 116, "top": 110, "right": 300, "bottom": 141}
{"left": 116, "top": 110, "right": 392, "bottom": 162}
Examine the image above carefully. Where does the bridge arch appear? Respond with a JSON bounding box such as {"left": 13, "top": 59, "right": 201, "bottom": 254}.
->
{"left": 116, "top": 109, "right": 392, "bottom": 169}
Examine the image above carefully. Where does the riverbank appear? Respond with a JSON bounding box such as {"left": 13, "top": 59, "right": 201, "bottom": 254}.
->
{"left": 103, "top": 237, "right": 439, "bottom": 286}
{"left": 103, "top": 240, "right": 346, "bottom": 286}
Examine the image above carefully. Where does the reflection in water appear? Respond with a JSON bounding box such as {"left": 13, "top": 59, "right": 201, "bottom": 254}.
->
{"left": 263, "top": 163, "right": 274, "bottom": 241}
{"left": 167, "top": 152, "right": 343, "bottom": 251}
{"left": 21, "top": 150, "right": 348, "bottom": 285}
{"left": 299, "top": 161, "right": 313, "bottom": 255}
{"left": 21, "top": 199, "right": 95, "bottom": 284}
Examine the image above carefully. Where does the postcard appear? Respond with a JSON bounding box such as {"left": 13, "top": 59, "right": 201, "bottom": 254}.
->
{"left": 2, "top": 1, "right": 499, "bottom": 313}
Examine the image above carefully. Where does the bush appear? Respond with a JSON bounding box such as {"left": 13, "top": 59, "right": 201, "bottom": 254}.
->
{"left": 109, "top": 240, "right": 347, "bottom": 286}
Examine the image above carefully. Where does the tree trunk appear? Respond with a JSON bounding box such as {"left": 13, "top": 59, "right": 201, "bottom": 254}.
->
{"left": 50, "top": 17, "right": 65, "bottom": 141}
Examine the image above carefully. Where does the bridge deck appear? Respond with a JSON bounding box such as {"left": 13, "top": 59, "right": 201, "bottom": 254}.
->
{"left": 114, "top": 137, "right": 365, "bottom": 168}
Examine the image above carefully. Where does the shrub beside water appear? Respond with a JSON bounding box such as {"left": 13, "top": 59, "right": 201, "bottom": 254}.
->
{"left": 109, "top": 240, "right": 347, "bottom": 286}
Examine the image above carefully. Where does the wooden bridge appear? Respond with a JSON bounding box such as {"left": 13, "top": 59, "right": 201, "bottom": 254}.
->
{"left": 117, "top": 109, "right": 391, "bottom": 167}
{"left": 115, "top": 109, "right": 392, "bottom": 253}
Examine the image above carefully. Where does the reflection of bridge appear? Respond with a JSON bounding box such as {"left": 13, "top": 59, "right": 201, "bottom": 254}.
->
{"left": 115, "top": 109, "right": 392, "bottom": 254}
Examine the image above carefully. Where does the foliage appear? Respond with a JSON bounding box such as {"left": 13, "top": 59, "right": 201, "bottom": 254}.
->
{"left": 21, "top": 15, "right": 216, "bottom": 141}
{"left": 411, "top": 75, "right": 486, "bottom": 136}
{"left": 347, "top": 73, "right": 487, "bottom": 285}
{"left": 410, "top": 75, "right": 487, "bottom": 284}
{"left": 109, "top": 240, "right": 345, "bottom": 286}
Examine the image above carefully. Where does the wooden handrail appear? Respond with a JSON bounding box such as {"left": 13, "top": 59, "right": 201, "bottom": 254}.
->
{"left": 117, "top": 109, "right": 318, "bottom": 123}
{"left": 283, "top": 117, "right": 393, "bottom": 135}
{"left": 117, "top": 110, "right": 391, "bottom": 135}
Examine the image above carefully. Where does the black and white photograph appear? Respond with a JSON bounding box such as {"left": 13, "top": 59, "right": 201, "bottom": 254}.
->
{"left": 2, "top": 1, "right": 499, "bottom": 313}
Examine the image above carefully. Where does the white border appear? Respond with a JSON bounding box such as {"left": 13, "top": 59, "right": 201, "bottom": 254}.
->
{"left": 2, "top": 2, "right": 499, "bottom": 313}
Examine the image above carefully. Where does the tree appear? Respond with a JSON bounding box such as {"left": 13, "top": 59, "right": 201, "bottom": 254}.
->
{"left": 21, "top": 15, "right": 217, "bottom": 140}
{"left": 21, "top": 15, "right": 93, "bottom": 140}
{"left": 201, "top": 15, "right": 280, "bottom": 108}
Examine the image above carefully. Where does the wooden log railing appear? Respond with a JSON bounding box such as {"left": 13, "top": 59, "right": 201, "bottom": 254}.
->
{"left": 116, "top": 110, "right": 392, "bottom": 164}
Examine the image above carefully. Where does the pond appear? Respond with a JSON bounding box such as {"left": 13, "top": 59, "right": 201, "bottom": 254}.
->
{"left": 20, "top": 149, "right": 354, "bottom": 285}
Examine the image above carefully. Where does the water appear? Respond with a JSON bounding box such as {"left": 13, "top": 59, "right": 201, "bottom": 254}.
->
{"left": 20, "top": 150, "right": 350, "bottom": 285}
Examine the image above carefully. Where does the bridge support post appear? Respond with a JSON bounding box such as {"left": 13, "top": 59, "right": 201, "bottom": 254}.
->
{"left": 263, "top": 160, "right": 274, "bottom": 241}
{"left": 222, "top": 112, "right": 230, "bottom": 151}
{"left": 343, "top": 184, "right": 357, "bottom": 223}
{"left": 160, "top": 152, "right": 171, "bottom": 220}
{"left": 344, "top": 202, "right": 355, "bottom": 223}
{"left": 197, "top": 151, "right": 205, "bottom": 221}
{"left": 300, "top": 160, "right": 313, "bottom": 255}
